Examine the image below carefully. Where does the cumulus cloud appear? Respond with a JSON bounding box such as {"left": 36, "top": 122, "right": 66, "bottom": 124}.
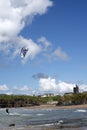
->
{"left": 38, "top": 77, "right": 87, "bottom": 95}
{"left": 39, "top": 77, "right": 58, "bottom": 92}
{"left": 13, "top": 85, "right": 38, "bottom": 95}
{"left": 52, "top": 47, "right": 69, "bottom": 61}
{"left": 13, "top": 85, "right": 32, "bottom": 91}
{"left": 0, "top": 84, "right": 9, "bottom": 91}
{"left": 38, "top": 36, "right": 51, "bottom": 51}
{"left": 0, "top": 0, "right": 24, "bottom": 42}
{"left": 58, "top": 81, "right": 74, "bottom": 94}
{"left": 0, "top": 0, "right": 53, "bottom": 42}
{"left": 1, "top": 80, "right": 87, "bottom": 95}
{"left": 0, "top": 0, "right": 53, "bottom": 62}
{"left": 79, "top": 84, "right": 87, "bottom": 92}
{"left": 39, "top": 77, "right": 76, "bottom": 94}
{"left": 14, "top": 37, "right": 42, "bottom": 64}
{"left": 41, "top": 46, "right": 70, "bottom": 62}
{"left": 12, "top": 85, "right": 34, "bottom": 95}
{"left": 0, "top": 0, "right": 70, "bottom": 64}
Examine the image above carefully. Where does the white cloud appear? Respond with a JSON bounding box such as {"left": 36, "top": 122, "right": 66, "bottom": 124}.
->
{"left": 42, "top": 46, "right": 70, "bottom": 62}
{"left": 12, "top": 36, "right": 70, "bottom": 64}
{"left": 20, "top": 86, "right": 30, "bottom": 91}
{"left": 38, "top": 36, "right": 51, "bottom": 51}
{"left": 6, "top": 92, "right": 13, "bottom": 95}
{"left": 11, "top": 0, "right": 53, "bottom": 16}
{"left": 39, "top": 77, "right": 57, "bottom": 91}
{"left": 52, "top": 47, "right": 69, "bottom": 61}
{"left": 0, "top": 0, "right": 70, "bottom": 64}
{"left": 13, "top": 85, "right": 35, "bottom": 95}
{"left": 0, "top": 0, "right": 24, "bottom": 42}
{"left": 39, "top": 77, "right": 75, "bottom": 94}
{"left": 13, "top": 85, "right": 31, "bottom": 91}
{"left": 0, "top": 0, "right": 53, "bottom": 61}
{"left": 58, "top": 81, "right": 74, "bottom": 94}
{"left": 1, "top": 80, "right": 87, "bottom": 95}
{"left": 79, "top": 84, "right": 87, "bottom": 92}
{"left": 38, "top": 77, "right": 87, "bottom": 95}
{"left": 18, "top": 37, "right": 41, "bottom": 63}
{"left": 0, "top": 0, "right": 53, "bottom": 42}
{"left": 0, "top": 84, "right": 9, "bottom": 91}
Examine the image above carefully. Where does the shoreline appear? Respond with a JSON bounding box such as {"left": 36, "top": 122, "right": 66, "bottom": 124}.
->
{"left": 1, "top": 126, "right": 85, "bottom": 130}
{"left": 1, "top": 122, "right": 86, "bottom": 130}
{"left": 25, "top": 104, "right": 87, "bottom": 110}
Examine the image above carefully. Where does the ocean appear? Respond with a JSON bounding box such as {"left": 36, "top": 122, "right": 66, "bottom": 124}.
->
{"left": 0, "top": 107, "right": 87, "bottom": 129}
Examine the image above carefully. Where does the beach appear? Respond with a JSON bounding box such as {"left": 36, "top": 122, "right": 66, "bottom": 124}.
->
{"left": 25, "top": 104, "right": 87, "bottom": 110}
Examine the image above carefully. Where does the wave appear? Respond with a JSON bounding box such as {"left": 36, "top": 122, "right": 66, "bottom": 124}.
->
{"left": 36, "top": 113, "right": 45, "bottom": 116}
{"left": 9, "top": 112, "right": 32, "bottom": 117}
{"left": 33, "top": 120, "right": 64, "bottom": 127}
{"left": 9, "top": 112, "right": 21, "bottom": 116}
{"left": 74, "top": 109, "right": 86, "bottom": 113}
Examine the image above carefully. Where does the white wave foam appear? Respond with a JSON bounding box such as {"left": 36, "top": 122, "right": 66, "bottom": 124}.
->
{"left": 36, "top": 113, "right": 45, "bottom": 116}
{"left": 9, "top": 112, "right": 20, "bottom": 116}
{"left": 74, "top": 109, "right": 86, "bottom": 113}
{"left": 58, "top": 120, "right": 63, "bottom": 123}
{"left": 21, "top": 114, "right": 31, "bottom": 116}
{"left": 36, "top": 120, "right": 64, "bottom": 127}
{"left": 36, "top": 123, "right": 55, "bottom": 127}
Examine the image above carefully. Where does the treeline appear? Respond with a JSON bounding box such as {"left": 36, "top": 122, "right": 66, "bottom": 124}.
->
{"left": 0, "top": 93, "right": 87, "bottom": 108}
{"left": 57, "top": 93, "right": 87, "bottom": 106}
{"left": 0, "top": 94, "right": 61, "bottom": 108}
{"left": 0, "top": 95, "right": 47, "bottom": 108}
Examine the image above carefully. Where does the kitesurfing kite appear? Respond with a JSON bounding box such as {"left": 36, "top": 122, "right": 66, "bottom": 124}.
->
{"left": 20, "top": 47, "right": 28, "bottom": 58}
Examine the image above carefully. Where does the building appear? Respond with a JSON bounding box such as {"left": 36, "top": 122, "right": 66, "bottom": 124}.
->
{"left": 64, "top": 92, "right": 73, "bottom": 96}
{"left": 73, "top": 84, "right": 79, "bottom": 94}
{"left": 38, "top": 93, "right": 54, "bottom": 97}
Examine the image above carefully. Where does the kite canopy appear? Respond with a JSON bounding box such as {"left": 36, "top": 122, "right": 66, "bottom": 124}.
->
{"left": 20, "top": 47, "right": 28, "bottom": 58}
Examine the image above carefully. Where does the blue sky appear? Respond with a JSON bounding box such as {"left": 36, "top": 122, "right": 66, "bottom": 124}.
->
{"left": 0, "top": 0, "right": 87, "bottom": 95}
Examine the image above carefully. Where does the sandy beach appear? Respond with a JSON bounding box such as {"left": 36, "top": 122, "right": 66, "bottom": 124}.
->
{"left": 25, "top": 104, "right": 87, "bottom": 110}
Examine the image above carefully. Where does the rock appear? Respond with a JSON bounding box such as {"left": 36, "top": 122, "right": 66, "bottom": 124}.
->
{"left": 9, "top": 124, "right": 15, "bottom": 127}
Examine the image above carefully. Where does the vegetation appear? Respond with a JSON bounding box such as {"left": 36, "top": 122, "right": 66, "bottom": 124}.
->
{"left": 56, "top": 93, "right": 87, "bottom": 106}
{"left": 0, "top": 93, "right": 87, "bottom": 108}
{"left": 0, "top": 94, "right": 49, "bottom": 108}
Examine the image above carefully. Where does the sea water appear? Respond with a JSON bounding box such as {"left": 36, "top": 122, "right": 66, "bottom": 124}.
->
{"left": 0, "top": 107, "right": 87, "bottom": 129}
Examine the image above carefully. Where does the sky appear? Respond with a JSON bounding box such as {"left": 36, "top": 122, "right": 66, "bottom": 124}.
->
{"left": 0, "top": 0, "right": 87, "bottom": 95}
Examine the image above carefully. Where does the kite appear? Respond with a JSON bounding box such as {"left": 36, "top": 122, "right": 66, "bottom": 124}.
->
{"left": 20, "top": 47, "right": 28, "bottom": 58}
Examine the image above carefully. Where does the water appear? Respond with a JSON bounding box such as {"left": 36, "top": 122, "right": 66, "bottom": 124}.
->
{"left": 0, "top": 107, "right": 87, "bottom": 129}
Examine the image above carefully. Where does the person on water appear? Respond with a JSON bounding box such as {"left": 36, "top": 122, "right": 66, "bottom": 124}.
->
{"left": 6, "top": 108, "right": 9, "bottom": 114}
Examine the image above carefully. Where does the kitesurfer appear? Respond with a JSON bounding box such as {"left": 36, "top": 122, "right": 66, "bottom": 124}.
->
{"left": 6, "top": 108, "right": 9, "bottom": 114}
